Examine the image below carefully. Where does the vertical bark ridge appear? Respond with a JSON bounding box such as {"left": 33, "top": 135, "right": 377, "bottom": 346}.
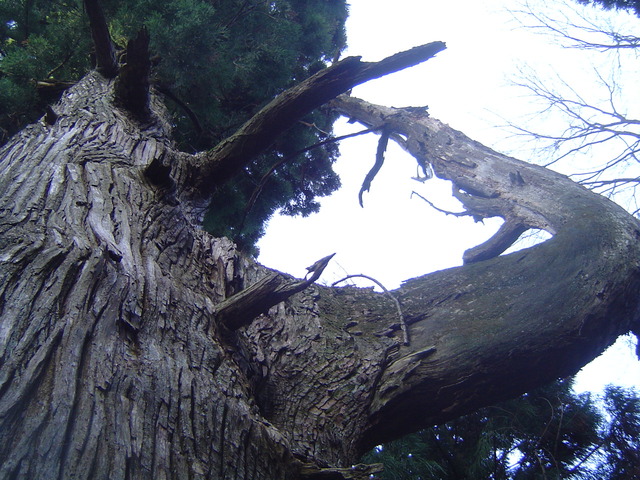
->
{"left": 0, "top": 72, "right": 301, "bottom": 479}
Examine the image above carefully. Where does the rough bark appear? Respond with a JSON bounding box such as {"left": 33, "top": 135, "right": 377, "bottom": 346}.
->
{"left": 0, "top": 52, "right": 639, "bottom": 480}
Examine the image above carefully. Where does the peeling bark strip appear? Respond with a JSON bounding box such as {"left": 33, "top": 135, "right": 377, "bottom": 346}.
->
{"left": 1, "top": 33, "right": 640, "bottom": 480}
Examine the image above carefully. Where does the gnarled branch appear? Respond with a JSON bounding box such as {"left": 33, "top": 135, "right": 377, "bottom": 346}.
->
{"left": 188, "top": 42, "right": 446, "bottom": 196}
{"left": 327, "top": 95, "right": 640, "bottom": 449}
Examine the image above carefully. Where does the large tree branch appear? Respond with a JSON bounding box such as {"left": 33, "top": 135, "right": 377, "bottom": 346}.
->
{"left": 186, "top": 42, "right": 446, "bottom": 196}
{"left": 327, "top": 95, "right": 640, "bottom": 449}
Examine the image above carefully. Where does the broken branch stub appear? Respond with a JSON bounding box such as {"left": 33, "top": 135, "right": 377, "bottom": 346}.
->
{"left": 84, "top": 0, "right": 118, "bottom": 78}
{"left": 114, "top": 28, "right": 152, "bottom": 119}
{"left": 216, "top": 254, "right": 336, "bottom": 330}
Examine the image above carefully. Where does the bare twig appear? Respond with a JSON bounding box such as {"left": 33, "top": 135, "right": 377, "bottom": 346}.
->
{"left": 513, "top": 0, "right": 640, "bottom": 51}
{"left": 410, "top": 191, "right": 472, "bottom": 218}
{"left": 507, "top": 0, "right": 640, "bottom": 206}
{"left": 506, "top": 69, "right": 640, "bottom": 198}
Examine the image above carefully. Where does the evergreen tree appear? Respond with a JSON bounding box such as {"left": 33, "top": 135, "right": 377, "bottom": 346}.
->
{"left": 364, "top": 380, "right": 640, "bottom": 480}
{"left": 590, "top": 386, "right": 640, "bottom": 479}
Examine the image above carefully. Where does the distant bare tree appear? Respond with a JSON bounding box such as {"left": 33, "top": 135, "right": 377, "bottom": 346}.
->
{"left": 510, "top": 1, "right": 640, "bottom": 212}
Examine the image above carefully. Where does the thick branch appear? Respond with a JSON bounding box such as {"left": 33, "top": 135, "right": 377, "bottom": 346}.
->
{"left": 83, "top": 0, "right": 118, "bottom": 78}
{"left": 188, "top": 42, "right": 446, "bottom": 195}
{"left": 329, "top": 96, "right": 640, "bottom": 449}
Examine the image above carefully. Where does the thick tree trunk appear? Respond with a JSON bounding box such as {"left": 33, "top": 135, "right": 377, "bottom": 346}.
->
{"left": 1, "top": 65, "right": 639, "bottom": 479}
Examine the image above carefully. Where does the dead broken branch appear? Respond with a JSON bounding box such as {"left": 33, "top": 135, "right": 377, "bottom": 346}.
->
{"left": 190, "top": 42, "right": 446, "bottom": 195}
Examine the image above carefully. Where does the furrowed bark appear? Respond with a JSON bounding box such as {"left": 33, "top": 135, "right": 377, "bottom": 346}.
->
{"left": 189, "top": 42, "right": 446, "bottom": 195}
{"left": 0, "top": 72, "right": 300, "bottom": 479}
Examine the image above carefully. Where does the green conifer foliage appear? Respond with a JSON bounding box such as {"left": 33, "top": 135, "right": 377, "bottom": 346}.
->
{"left": 593, "top": 386, "right": 640, "bottom": 479}
{"left": 0, "top": 0, "right": 348, "bottom": 252}
{"left": 0, "top": 0, "right": 92, "bottom": 142}
{"left": 576, "top": 0, "right": 640, "bottom": 17}
{"left": 362, "top": 379, "right": 640, "bottom": 480}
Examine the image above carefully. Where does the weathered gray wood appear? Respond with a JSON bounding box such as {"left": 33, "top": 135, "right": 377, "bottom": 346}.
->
{"left": 215, "top": 253, "right": 334, "bottom": 331}
{"left": 329, "top": 95, "right": 640, "bottom": 447}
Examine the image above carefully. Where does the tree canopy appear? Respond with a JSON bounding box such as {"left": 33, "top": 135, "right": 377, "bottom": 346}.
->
{"left": 364, "top": 380, "right": 640, "bottom": 479}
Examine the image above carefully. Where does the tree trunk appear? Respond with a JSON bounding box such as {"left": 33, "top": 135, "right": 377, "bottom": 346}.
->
{"left": 1, "top": 66, "right": 639, "bottom": 479}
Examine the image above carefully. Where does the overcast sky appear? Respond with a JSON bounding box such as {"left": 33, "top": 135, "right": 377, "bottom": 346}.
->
{"left": 257, "top": 0, "right": 640, "bottom": 394}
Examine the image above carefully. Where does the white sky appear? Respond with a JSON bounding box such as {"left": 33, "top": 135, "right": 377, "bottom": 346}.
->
{"left": 257, "top": 0, "right": 640, "bottom": 395}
